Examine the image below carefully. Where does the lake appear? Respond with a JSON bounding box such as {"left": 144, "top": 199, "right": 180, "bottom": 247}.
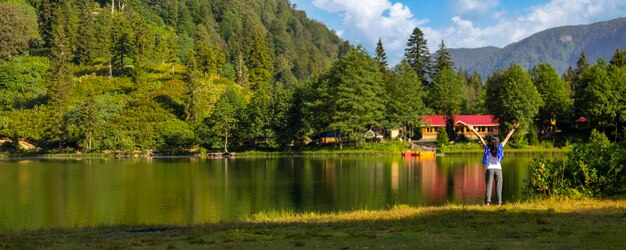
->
{"left": 0, "top": 155, "right": 543, "bottom": 230}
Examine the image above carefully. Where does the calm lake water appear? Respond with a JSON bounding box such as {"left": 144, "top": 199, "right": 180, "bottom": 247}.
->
{"left": 0, "top": 155, "right": 545, "bottom": 230}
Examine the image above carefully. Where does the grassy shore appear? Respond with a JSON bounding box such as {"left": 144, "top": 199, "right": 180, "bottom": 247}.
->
{"left": 2, "top": 199, "right": 625, "bottom": 249}
{"left": 0, "top": 142, "right": 573, "bottom": 159}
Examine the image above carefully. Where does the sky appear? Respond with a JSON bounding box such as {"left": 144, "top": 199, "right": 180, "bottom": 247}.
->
{"left": 290, "top": 0, "right": 626, "bottom": 66}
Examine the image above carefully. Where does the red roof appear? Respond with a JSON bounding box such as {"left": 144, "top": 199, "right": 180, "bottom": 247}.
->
{"left": 575, "top": 116, "right": 589, "bottom": 123}
{"left": 422, "top": 115, "right": 499, "bottom": 127}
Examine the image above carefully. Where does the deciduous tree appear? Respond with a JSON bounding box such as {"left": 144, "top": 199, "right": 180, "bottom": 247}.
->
{"left": 530, "top": 63, "right": 573, "bottom": 122}
{"left": 0, "top": 3, "right": 38, "bottom": 60}
{"left": 485, "top": 64, "right": 542, "bottom": 144}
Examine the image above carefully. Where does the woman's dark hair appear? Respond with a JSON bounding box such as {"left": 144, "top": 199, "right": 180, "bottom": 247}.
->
{"left": 489, "top": 134, "right": 499, "bottom": 157}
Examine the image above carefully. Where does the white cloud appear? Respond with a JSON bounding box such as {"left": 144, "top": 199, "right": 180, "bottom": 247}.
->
{"left": 307, "top": 0, "right": 626, "bottom": 66}
{"left": 311, "top": 0, "right": 424, "bottom": 66}
{"left": 438, "top": 0, "right": 626, "bottom": 51}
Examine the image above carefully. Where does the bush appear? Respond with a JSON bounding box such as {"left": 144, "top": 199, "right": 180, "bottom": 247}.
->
{"left": 436, "top": 129, "right": 449, "bottom": 147}
{"left": 528, "top": 127, "right": 540, "bottom": 146}
{"left": 589, "top": 129, "right": 610, "bottom": 147}
{"left": 526, "top": 143, "right": 626, "bottom": 198}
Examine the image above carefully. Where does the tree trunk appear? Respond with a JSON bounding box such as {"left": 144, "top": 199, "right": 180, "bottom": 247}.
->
{"left": 404, "top": 123, "right": 407, "bottom": 141}
{"left": 224, "top": 132, "right": 229, "bottom": 153}
{"left": 111, "top": 0, "right": 114, "bottom": 14}
{"left": 108, "top": 63, "right": 113, "bottom": 80}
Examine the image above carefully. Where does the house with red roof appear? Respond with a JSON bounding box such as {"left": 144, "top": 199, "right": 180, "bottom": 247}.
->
{"left": 420, "top": 115, "right": 500, "bottom": 140}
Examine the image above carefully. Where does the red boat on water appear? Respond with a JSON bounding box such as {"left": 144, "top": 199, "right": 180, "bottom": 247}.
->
{"left": 402, "top": 151, "right": 419, "bottom": 157}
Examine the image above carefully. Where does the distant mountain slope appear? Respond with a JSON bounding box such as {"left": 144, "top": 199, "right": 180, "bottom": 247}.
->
{"left": 449, "top": 17, "right": 626, "bottom": 79}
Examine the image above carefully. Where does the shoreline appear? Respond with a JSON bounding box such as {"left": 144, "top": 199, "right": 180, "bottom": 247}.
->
{"left": 0, "top": 148, "right": 569, "bottom": 160}
{"left": 2, "top": 199, "right": 624, "bottom": 249}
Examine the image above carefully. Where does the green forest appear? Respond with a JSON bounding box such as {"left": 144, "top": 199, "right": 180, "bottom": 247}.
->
{"left": 1, "top": 0, "right": 626, "bottom": 154}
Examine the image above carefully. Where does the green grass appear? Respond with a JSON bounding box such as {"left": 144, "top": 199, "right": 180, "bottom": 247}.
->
{"left": 2, "top": 199, "right": 625, "bottom": 249}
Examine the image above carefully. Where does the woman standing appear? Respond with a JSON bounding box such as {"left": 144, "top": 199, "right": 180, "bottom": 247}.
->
{"left": 458, "top": 121, "right": 519, "bottom": 206}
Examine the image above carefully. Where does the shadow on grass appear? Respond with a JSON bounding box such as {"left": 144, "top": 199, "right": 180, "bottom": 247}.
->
{"left": 2, "top": 202, "right": 625, "bottom": 249}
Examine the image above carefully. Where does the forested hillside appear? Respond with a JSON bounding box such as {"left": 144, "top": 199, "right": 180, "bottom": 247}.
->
{"left": 0, "top": 0, "right": 350, "bottom": 152}
{"left": 2, "top": 0, "right": 626, "bottom": 154}
{"left": 450, "top": 17, "right": 626, "bottom": 78}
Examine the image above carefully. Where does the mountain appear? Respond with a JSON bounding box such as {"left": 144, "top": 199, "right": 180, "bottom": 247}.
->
{"left": 0, "top": 0, "right": 351, "bottom": 151}
{"left": 449, "top": 17, "right": 626, "bottom": 79}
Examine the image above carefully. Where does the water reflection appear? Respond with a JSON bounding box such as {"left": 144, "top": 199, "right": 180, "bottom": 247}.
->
{"left": 0, "top": 156, "right": 539, "bottom": 230}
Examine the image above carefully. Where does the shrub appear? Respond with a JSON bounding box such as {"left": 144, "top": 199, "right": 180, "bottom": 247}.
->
{"left": 589, "top": 129, "right": 610, "bottom": 147}
{"left": 526, "top": 143, "right": 626, "bottom": 198}
{"left": 436, "top": 128, "right": 449, "bottom": 147}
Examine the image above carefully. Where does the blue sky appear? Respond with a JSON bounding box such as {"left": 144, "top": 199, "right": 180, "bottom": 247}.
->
{"left": 290, "top": 0, "right": 626, "bottom": 65}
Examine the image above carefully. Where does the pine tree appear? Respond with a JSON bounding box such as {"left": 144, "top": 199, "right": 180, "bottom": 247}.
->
{"left": 384, "top": 59, "right": 425, "bottom": 140}
{"left": 325, "top": 46, "right": 385, "bottom": 148}
{"left": 236, "top": 53, "right": 249, "bottom": 87}
{"left": 195, "top": 24, "right": 224, "bottom": 77}
{"left": 610, "top": 48, "right": 626, "bottom": 68}
{"left": 94, "top": 6, "right": 113, "bottom": 79}
{"left": 61, "top": 0, "right": 79, "bottom": 61}
{"left": 111, "top": 13, "right": 133, "bottom": 76}
{"left": 47, "top": 10, "right": 73, "bottom": 149}
{"left": 38, "top": 0, "right": 56, "bottom": 47}
{"left": 243, "top": 86, "right": 273, "bottom": 147}
{"left": 75, "top": 0, "right": 97, "bottom": 65}
{"left": 130, "top": 12, "right": 154, "bottom": 80}
{"left": 563, "top": 66, "right": 576, "bottom": 94}
{"left": 374, "top": 38, "right": 388, "bottom": 72}
{"left": 575, "top": 51, "right": 590, "bottom": 78}
{"left": 247, "top": 30, "right": 273, "bottom": 89}
{"left": 434, "top": 40, "right": 453, "bottom": 75}
{"left": 466, "top": 71, "right": 485, "bottom": 113}
{"left": 404, "top": 27, "right": 432, "bottom": 87}
{"left": 184, "top": 50, "right": 200, "bottom": 124}
{"left": 573, "top": 51, "right": 590, "bottom": 116}
{"left": 429, "top": 67, "right": 463, "bottom": 116}
{"left": 166, "top": 0, "right": 178, "bottom": 27}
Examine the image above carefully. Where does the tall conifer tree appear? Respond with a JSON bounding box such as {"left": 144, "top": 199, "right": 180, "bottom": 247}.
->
{"left": 610, "top": 48, "right": 626, "bottom": 67}
{"left": 375, "top": 38, "right": 388, "bottom": 72}
{"left": 434, "top": 40, "right": 453, "bottom": 75}
{"left": 247, "top": 30, "right": 273, "bottom": 89}
{"left": 47, "top": 9, "right": 73, "bottom": 149}
{"left": 404, "top": 27, "right": 432, "bottom": 87}
{"left": 575, "top": 51, "right": 590, "bottom": 77}
{"left": 573, "top": 51, "right": 590, "bottom": 116}
{"left": 111, "top": 13, "right": 133, "bottom": 75}
{"left": 75, "top": 1, "right": 97, "bottom": 65}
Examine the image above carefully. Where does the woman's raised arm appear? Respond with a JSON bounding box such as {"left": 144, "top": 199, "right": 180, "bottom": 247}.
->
{"left": 501, "top": 123, "right": 520, "bottom": 147}
{"left": 457, "top": 121, "right": 486, "bottom": 147}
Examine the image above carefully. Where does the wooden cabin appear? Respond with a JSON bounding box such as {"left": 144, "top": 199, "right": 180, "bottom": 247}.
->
{"left": 421, "top": 115, "right": 500, "bottom": 140}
